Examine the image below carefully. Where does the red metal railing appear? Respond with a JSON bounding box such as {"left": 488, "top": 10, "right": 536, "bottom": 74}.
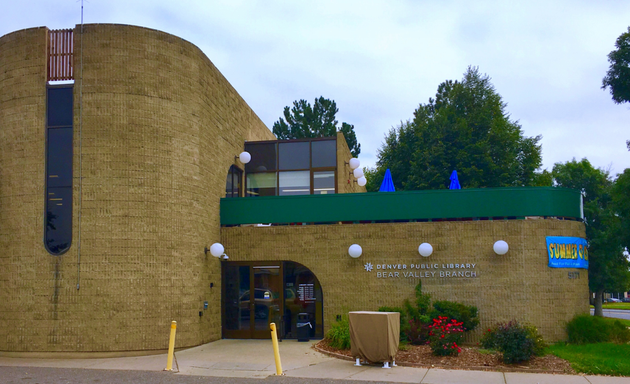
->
{"left": 47, "top": 29, "right": 74, "bottom": 81}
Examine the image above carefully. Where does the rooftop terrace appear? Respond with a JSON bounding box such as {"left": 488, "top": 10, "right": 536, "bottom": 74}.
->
{"left": 220, "top": 187, "right": 582, "bottom": 226}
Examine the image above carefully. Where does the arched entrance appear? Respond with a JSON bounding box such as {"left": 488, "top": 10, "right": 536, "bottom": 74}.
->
{"left": 222, "top": 261, "right": 323, "bottom": 339}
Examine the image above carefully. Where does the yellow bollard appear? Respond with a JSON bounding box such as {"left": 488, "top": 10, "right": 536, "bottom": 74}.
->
{"left": 165, "top": 321, "right": 177, "bottom": 371}
{"left": 270, "top": 323, "right": 283, "bottom": 375}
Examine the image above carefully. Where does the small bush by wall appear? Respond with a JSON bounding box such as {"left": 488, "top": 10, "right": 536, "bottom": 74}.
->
{"left": 566, "top": 315, "right": 630, "bottom": 344}
{"left": 480, "top": 320, "right": 547, "bottom": 364}
{"left": 326, "top": 318, "right": 351, "bottom": 349}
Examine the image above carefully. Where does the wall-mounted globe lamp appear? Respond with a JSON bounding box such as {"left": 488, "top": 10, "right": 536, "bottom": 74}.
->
{"left": 205, "top": 243, "right": 229, "bottom": 260}
{"left": 357, "top": 176, "right": 367, "bottom": 187}
{"left": 353, "top": 168, "right": 364, "bottom": 178}
{"left": 348, "top": 244, "right": 362, "bottom": 258}
{"left": 236, "top": 151, "right": 251, "bottom": 164}
{"left": 418, "top": 243, "right": 433, "bottom": 257}
{"left": 348, "top": 158, "right": 360, "bottom": 170}
{"left": 493, "top": 240, "right": 509, "bottom": 255}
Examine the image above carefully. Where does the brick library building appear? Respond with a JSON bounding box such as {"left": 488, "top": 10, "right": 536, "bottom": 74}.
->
{"left": 0, "top": 24, "right": 588, "bottom": 355}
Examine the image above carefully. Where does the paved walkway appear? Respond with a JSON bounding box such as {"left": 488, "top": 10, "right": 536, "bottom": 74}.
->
{"left": 1, "top": 339, "right": 629, "bottom": 383}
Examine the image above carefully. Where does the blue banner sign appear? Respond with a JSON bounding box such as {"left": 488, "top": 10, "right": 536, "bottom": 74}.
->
{"left": 546, "top": 236, "right": 588, "bottom": 269}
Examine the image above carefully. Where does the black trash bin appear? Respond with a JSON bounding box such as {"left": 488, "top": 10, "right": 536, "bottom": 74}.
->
{"left": 296, "top": 313, "right": 311, "bottom": 342}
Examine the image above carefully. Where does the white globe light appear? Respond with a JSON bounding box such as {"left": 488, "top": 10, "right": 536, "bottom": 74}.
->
{"left": 210, "top": 243, "right": 224, "bottom": 258}
{"left": 239, "top": 151, "right": 251, "bottom": 164}
{"left": 349, "top": 158, "right": 360, "bottom": 170}
{"left": 357, "top": 176, "right": 367, "bottom": 187}
{"left": 418, "top": 243, "right": 433, "bottom": 257}
{"left": 348, "top": 244, "right": 362, "bottom": 258}
{"left": 493, "top": 240, "right": 509, "bottom": 255}
{"left": 353, "top": 168, "right": 364, "bottom": 178}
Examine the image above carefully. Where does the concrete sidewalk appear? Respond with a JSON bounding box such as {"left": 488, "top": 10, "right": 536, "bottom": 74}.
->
{"left": 0, "top": 339, "right": 628, "bottom": 383}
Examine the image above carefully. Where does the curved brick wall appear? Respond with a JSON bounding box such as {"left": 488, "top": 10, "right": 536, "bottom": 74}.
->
{"left": 0, "top": 24, "right": 274, "bottom": 353}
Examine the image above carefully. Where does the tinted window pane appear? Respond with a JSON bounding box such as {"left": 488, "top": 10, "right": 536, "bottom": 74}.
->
{"left": 225, "top": 165, "right": 242, "bottom": 198}
{"left": 245, "top": 143, "right": 276, "bottom": 172}
{"left": 224, "top": 265, "right": 250, "bottom": 331}
{"left": 46, "top": 187, "right": 72, "bottom": 255}
{"left": 311, "top": 140, "right": 336, "bottom": 168}
{"left": 279, "top": 142, "right": 309, "bottom": 170}
{"left": 47, "top": 87, "right": 73, "bottom": 127}
{"left": 279, "top": 171, "right": 310, "bottom": 196}
{"left": 313, "top": 171, "right": 335, "bottom": 194}
{"left": 47, "top": 128, "right": 73, "bottom": 187}
{"left": 246, "top": 173, "right": 277, "bottom": 197}
{"left": 226, "top": 169, "right": 234, "bottom": 197}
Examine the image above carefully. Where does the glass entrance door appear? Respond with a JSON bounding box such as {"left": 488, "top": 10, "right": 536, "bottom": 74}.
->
{"left": 223, "top": 262, "right": 283, "bottom": 339}
{"left": 251, "top": 266, "right": 282, "bottom": 338}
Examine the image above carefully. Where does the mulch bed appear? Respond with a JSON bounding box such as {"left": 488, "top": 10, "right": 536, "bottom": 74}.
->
{"left": 314, "top": 340, "right": 575, "bottom": 374}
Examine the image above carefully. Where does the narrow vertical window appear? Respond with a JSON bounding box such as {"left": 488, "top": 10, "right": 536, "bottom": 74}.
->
{"left": 45, "top": 86, "right": 73, "bottom": 255}
{"left": 225, "top": 165, "right": 243, "bottom": 198}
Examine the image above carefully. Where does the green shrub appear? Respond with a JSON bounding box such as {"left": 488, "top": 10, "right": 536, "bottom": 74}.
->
{"left": 326, "top": 318, "right": 351, "bottom": 350}
{"left": 567, "top": 315, "right": 609, "bottom": 344}
{"left": 413, "top": 281, "right": 431, "bottom": 316}
{"left": 480, "top": 326, "right": 498, "bottom": 350}
{"left": 480, "top": 320, "right": 545, "bottom": 364}
{"left": 566, "top": 314, "right": 630, "bottom": 344}
{"left": 430, "top": 300, "right": 479, "bottom": 332}
{"left": 525, "top": 325, "right": 548, "bottom": 356}
{"left": 379, "top": 281, "right": 432, "bottom": 343}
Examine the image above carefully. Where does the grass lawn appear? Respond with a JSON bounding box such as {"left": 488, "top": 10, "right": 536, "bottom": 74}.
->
{"left": 548, "top": 343, "right": 630, "bottom": 376}
{"left": 590, "top": 303, "right": 630, "bottom": 310}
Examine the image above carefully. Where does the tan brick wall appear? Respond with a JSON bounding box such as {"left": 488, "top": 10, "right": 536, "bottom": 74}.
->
{"left": 221, "top": 219, "right": 588, "bottom": 342}
{"left": 337, "top": 132, "right": 366, "bottom": 194}
{"left": 0, "top": 24, "right": 274, "bottom": 353}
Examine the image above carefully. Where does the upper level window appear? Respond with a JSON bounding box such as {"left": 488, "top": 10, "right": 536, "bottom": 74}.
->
{"left": 311, "top": 140, "right": 336, "bottom": 168}
{"left": 45, "top": 85, "right": 73, "bottom": 255}
{"left": 279, "top": 171, "right": 310, "bottom": 196}
{"left": 246, "top": 173, "right": 277, "bottom": 197}
{"left": 246, "top": 142, "right": 276, "bottom": 173}
{"left": 244, "top": 137, "right": 337, "bottom": 197}
{"left": 279, "top": 142, "right": 310, "bottom": 170}
{"left": 313, "top": 171, "right": 335, "bottom": 194}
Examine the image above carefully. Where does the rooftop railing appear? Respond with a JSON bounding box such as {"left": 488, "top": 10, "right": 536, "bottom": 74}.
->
{"left": 220, "top": 187, "right": 582, "bottom": 226}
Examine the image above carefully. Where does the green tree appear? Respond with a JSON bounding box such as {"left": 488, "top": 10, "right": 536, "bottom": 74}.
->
{"left": 552, "top": 159, "right": 630, "bottom": 316}
{"left": 612, "top": 169, "right": 630, "bottom": 252}
{"left": 602, "top": 27, "right": 630, "bottom": 104}
{"left": 369, "top": 67, "right": 542, "bottom": 191}
{"left": 273, "top": 97, "right": 361, "bottom": 157}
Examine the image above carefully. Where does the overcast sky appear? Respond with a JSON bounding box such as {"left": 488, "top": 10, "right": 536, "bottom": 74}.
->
{"left": 2, "top": 1, "right": 629, "bottom": 177}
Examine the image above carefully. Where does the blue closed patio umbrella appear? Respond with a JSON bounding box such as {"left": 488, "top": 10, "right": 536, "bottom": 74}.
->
{"left": 379, "top": 169, "right": 396, "bottom": 192}
{"left": 449, "top": 170, "right": 461, "bottom": 190}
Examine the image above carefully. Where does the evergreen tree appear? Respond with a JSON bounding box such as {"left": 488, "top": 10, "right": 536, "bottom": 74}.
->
{"left": 273, "top": 97, "right": 360, "bottom": 157}
{"left": 368, "top": 67, "right": 542, "bottom": 191}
